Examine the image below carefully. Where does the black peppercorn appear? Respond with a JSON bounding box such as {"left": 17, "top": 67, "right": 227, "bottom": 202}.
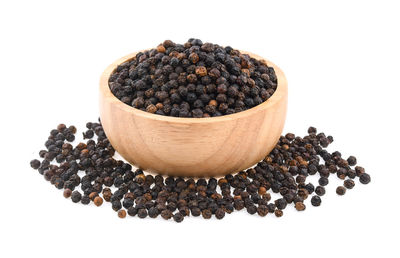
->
{"left": 31, "top": 123, "right": 371, "bottom": 222}
{"left": 336, "top": 186, "right": 346, "bottom": 196}
{"left": 127, "top": 207, "right": 138, "bottom": 217}
{"left": 30, "top": 159, "right": 41, "bottom": 169}
{"left": 347, "top": 156, "right": 357, "bottom": 166}
{"left": 112, "top": 200, "right": 122, "bottom": 211}
{"left": 359, "top": 173, "right": 371, "bottom": 184}
{"left": 311, "top": 196, "right": 321, "bottom": 206}
{"left": 315, "top": 186, "right": 326, "bottom": 196}
{"left": 71, "top": 191, "right": 82, "bottom": 203}
{"left": 81, "top": 195, "right": 90, "bottom": 205}
{"left": 215, "top": 208, "right": 225, "bottom": 220}
{"left": 173, "top": 212, "right": 184, "bottom": 222}
{"left": 318, "top": 177, "right": 329, "bottom": 186}
{"left": 138, "top": 209, "right": 148, "bottom": 219}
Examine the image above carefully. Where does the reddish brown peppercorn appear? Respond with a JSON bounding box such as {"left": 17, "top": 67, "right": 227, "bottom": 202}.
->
{"left": 118, "top": 209, "right": 127, "bottom": 218}
{"left": 89, "top": 192, "right": 98, "bottom": 201}
{"left": 295, "top": 202, "right": 306, "bottom": 211}
{"left": 189, "top": 53, "right": 199, "bottom": 63}
{"left": 156, "top": 44, "right": 166, "bottom": 53}
{"left": 258, "top": 186, "right": 267, "bottom": 195}
{"left": 274, "top": 209, "right": 283, "bottom": 217}
{"left": 146, "top": 104, "right": 157, "bottom": 113}
{"left": 195, "top": 66, "right": 207, "bottom": 76}
{"left": 94, "top": 196, "right": 104, "bottom": 206}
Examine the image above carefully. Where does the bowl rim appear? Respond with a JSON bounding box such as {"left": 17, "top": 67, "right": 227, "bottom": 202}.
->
{"left": 100, "top": 49, "right": 287, "bottom": 124}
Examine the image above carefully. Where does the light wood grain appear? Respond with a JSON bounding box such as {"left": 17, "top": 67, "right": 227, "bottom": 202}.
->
{"left": 99, "top": 50, "right": 288, "bottom": 177}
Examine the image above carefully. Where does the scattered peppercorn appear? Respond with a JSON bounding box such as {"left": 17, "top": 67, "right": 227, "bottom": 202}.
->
{"left": 71, "top": 191, "right": 82, "bottom": 203}
{"left": 359, "top": 173, "right": 371, "bottom": 184}
{"left": 63, "top": 189, "right": 72, "bottom": 198}
{"left": 30, "top": 159, "right": 41, "bottom": 169}
{"left": 336, "top": 186, "right": 346, "bottom": 196}
{"left": 311, "top": 196, "right": 321, "bottom": 206}
{"left": 31, "top": 123, "right": 371, "bottom": 222}
{"left": 274, "top": 209, "right": 283, "bottom": 217}
{"left": 315, "top": 186, "right": 326, "bottom": 196}
{"left": 161, "top": 209, "right": 172, "bottom": 220}
{"left": 138, "top": 209, "right": 148, "bottom": 219}
{"left": 118, "top": 209, "right": 126, "bottom": 218}
{"left": 215, "top": 208, "right": 225, "bottom": 219}
{"left": 81, "top": 195, "right": 91, "bottom": 205}
{"left": 173, "top": 213, "right": 184, "bottom": 223}
{"left": 94, "top": 196, "right": 103, "bottom": 207}
{"left": 295, "top": 202, "right": 306, "bottom": 211}
{"left": 344, "top": 179, "right": 355, "bottom": 189}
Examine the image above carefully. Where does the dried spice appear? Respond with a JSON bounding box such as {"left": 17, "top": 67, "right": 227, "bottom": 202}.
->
{"left": 94, "top": 196, "right": 103, "bottom": 206}
{"left": 118, "top": 209, "right": 126, "bottom": 218}
{"left": 336, "top": 186, "right": 346, "bottom": 196}
{"left": 359, "top": 173, "right": 371, "bottom": 184}
{"left": 30, "top": 123, "right": 371, "bottom": 222}
{"left": 109, "top": 39, "right": 278, "bottom": 117}
{"left": 311, "top": 196, "right": 321, "bottom": 206}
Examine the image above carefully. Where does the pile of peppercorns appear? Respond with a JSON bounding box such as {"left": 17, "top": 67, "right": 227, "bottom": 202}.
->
{"left": 109, "top": 39, "right": 277, "bottom": 117}
{"left": 30, "top": 121, "right": 371, "bottom": 222}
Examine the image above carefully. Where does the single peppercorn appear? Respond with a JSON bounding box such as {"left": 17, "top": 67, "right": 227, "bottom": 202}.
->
{"left": 359, "top": 173, "right": 371, "bottom": 184}
{"left": 295, "top": 202, "right": 306, "bottom": 211}
{"left": 274, "top": 209, "right": 283, "bottom": 217}
{"left": 315, "top": 186, "right": 326, "bottom": 196}
{"left": 81, "top": 195, "right": 90, "bottom": 205}
{"left": 344, "top": 179, "right": 355, "bottom": 189}
{"left": 94, "top": 196, "right": 103, "bottom": 207}
{"left": 112, "top": 200, "right": 122, "bottom": 211}
{"left": 347, "top": 156, "right": 357, "bottom": 166}
{"left": 138, "top": 209, "right": 148, "bottom": 219}
{"left": 215, "top": 208, "right": 225, "bottom": 220}
{"left": 71, "top": 191, "right": 82, "bottom": 203}
{"left": 355, "top": 166, "right": 365, "bottom": 177}
{"left": 30, "top": 159, "right": 41, "bottom": 169}
{"left": 336, "top": 186, "right": 346, "bottom": 195}
{"left": 311, "top": 196, "right": 321, "bottom": 206}
{"left": 172, "top": 212, "right": 184, "bottom": 222}
{"left": 148, "top": 207, "right": 159, "bottom": 218}
{"left": 257, "top": 205, "right": 269, "bottom": 217}
{"left": 161, "top": 209, "right": 173, "bottom": 220}
{"left": 202, "top": 209, "right": 212, "bottom": 219}
{"left": 63, "top": 188, "right": 72, "bottom": 198}
{"left": 89, "top": 192, "right": 98, "bottom": 201}
{"left": 127, "top": 207, "right": 138, "bottom": 217}
{"left": 318, "top": 177, "right": 329, "bottom": 186}
{"left": 118, "top": 209, "right": 127, "bottom": 218}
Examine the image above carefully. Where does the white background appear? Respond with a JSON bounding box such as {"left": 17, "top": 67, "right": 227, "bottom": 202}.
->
{"left": 1, "top": 0, "right": 399, "bottom": 257}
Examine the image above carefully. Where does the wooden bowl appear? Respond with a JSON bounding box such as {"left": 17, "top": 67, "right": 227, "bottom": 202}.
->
{"left": 99, "top": 50, "right": 288, "bottom": 177}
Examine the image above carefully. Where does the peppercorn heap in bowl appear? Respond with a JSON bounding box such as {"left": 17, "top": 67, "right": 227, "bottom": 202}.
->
{"left": 99, "top": 39, "right": 288, "bottom": 177}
